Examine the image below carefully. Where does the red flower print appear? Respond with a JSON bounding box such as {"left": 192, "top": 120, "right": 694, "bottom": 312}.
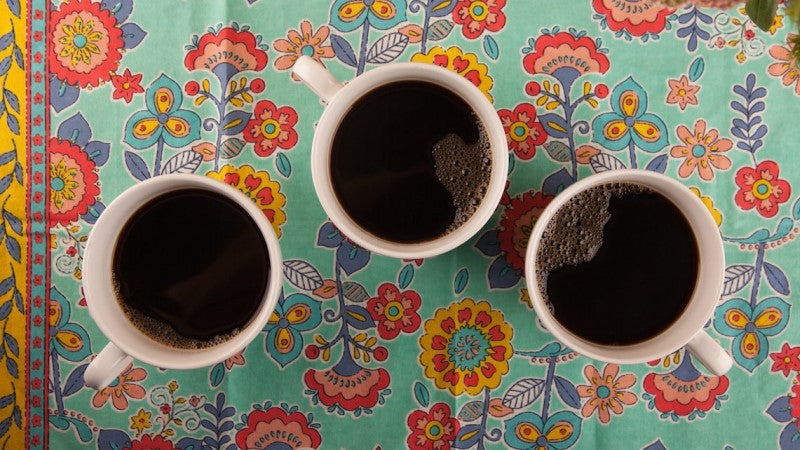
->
{"left": 184, "top": 27, "right": 268, "bottom": 74}
{"left": 126, "top": 434, "right": 175, "bottom": 450}
{"left": 734, "top": 160, "right": 791, "bottom": 218}
{"left": 304, "top": 362, "right": 391, "bottom": 411}
{"left": 592, "top": 0, "right": 673, "bottom": 37}
{"left": 643, "top": 356, "right": 729, "bottom": 417}
{"left": 770, "top": 343, "right": 800, "bottom": 377}
{"left": 791, "top": 381, "right": 800, "bottom": 420}
{"left": 497, "top": 191, "right": 553, "bottom": 271}
{"left": 111, "top": 69, "right": 144, "bottom": 103}
{"left": 234, "top": 407, "right": 321, "bottom": 449}
{"left": 49, "top": 138, "right": 100, "bottom": 226}
{"left": 523, "top": 32, "right": 610, "bottom": 83}
{"left": 452, "top": 0, "right": 506, "bottom": 40}
{"left": 497, "top": 103, "right": 547, "bottom": 160}
{"left": 407, "top": 402, "right": 461, "bottom": 450}
{"left": 244, "top": 100, "right": 299, "bottom": 157}
{"left": 367, "top": 283, "right": 422, "bottom": 340}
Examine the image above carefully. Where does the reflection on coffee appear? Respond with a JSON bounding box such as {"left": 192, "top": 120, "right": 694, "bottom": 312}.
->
{"left": 535, "top": 183, "right": 698, "bottom": 345}
{"left": 112, "top": 189, "right": 269, "bottom": 349}
{"left": 330, "top": 81, "right": 492, "bottom": 243}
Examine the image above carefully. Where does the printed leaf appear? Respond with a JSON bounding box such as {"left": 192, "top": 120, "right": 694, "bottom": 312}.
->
{"left": 544, "top": 141, "right": 571, "bottom": 162}
{"left": 331, "top": 34, "right": 358, "bottom": 67}
{"left": 475, "top": 229, "right": 501, "bottom": 257}
{"left": 0, "top": 56, "right": 10, "bottom": 77}
{"left": 120, "top": 22, "right": 147, "bottom": 49}
{"left": 4, "top": 88, "right": 19, "bottom": 113}
{"left": 0, "top": 173, "right": 11, "bottom": 195}
{"left": 283, "top": 260, "right": 324, "bottom": 291}
{"left": 62, "top": 364, "right": 89, "bottom": 397}
{"left": 0, "top": 394, "right": 11, "bottom": 409}
{"left": 367, "top": 33, "right": 409, "bottom": 64}
{"left": 502, "top": 378, "right": 545, "bottom": 409}
{"left": 5, "top": 235, "right": 19, "bottom": 262}
{"left": 0, "top": 33, "right": 11, "bottom": 52}
{"left": 220, "top": 110, "right": 250, "bottom": 136}
{"left": 414, "top": 381, "right": 430, "bottom": 407}
{"left": 645, "top": 154, "right": 668, "bottom": 173}
{"left": 590, "top": 153, "right": 626, "bottom": 173}
{"left": 220, "top": 138, "right": 246, "bottom": 159}
{"left": 276, "top": 153, "right": 291, "bottom": 178}
{"left": 343, "top": 305, "right": 375, "bottom": 329}
{"left": 124, "top": 151, "right": 150, "bottom": 181}
{"left": 209, "top": 363, "right": 225, "bottom": 387}
{"left": 488, "top": 257, "right": 521, "bottom": 289}
{"left": 0, "top": 301, "right": 10, "bottom": 321}
{"left": 452, "top": 424, "right": 482, "bottom": 449}
{"left": 688, "top": 57, "right": 705, "bottom": 82}
{"left": 454, "top": 268, "right": 469, "bottom": 295}
{"left": 430, "top": 0, "right": 457, "bottom": 17}
{"left": 0, "top": 277, "right": 12, "bottom": 296}
{"left": 3, "top": 333, "right": 17, "bottom": 357}
{"left": 457, "top": 401, "right": 485, "bottom": 422}
{"left": 398, "top": 264, "right": 414, "bottom": 289}
{"left": 483, "top": 35, "right": 499, "bottom": 60}
{"left": 554, "top": 375, "right": 581, "bottom": 408}
{"left": 427, "top": 20, "right": 454, "bottom": 41}
{"left": 764, "top": 262, "right": 790, "bottom": 295}
{"left": 6, "top": 0, "right": 20, "bottom": 17}
{"left": 722, "top": 265, "right": 755, "bottom": 296}
{"left": 0, "top": 149, "right": 14, "bottom": 166}
{"left": 342, "top": 281, "right": 369, "bottom": 303}
{"left": 161, "top": 150, "right": 202, "bottom": 175}
{"left": 542, "top": 168, "right": 573, "bottom": 196}
{"left": 767, "top": 395, "right": 793, "bottom": 423}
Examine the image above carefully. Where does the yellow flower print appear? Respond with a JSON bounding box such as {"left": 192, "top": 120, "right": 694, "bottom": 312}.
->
{"left": 690, "top": 187, "right": 722, "bottom": 227}
{"left": 206, "top": 164, "right": 287, "bottom": 237}
{"left": 129, "top": 408, "right": 152, "bottom": 436}
{"left": 419, "top": 298, "right": 513, "bottom": 396}
{"left": 411, "top": 46, "right": 494, "bottom": 102}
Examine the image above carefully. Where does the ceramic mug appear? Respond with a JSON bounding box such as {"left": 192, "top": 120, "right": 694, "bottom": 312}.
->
{"left": 82, "top": 174, "right": 283, "bottom": 389}
{"left": 292, "top": 55, "right": 508, "bottom": 259}
{"left": 524, "top": 170, "right": 733, "bottom": 376}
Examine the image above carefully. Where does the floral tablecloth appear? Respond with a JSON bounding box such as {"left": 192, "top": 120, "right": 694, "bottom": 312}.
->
{"left": 3, "top": 0, "right": 800, "bottom": 448}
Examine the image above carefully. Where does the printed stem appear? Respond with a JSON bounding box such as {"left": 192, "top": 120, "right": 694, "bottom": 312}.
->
{"left": 421, "top": 4, "right": 431, "bottom": 54}
{"left": 334, "top": 259, "right": 353, "bottom": 359}
{"left": 563, "top": 88, "right": 578, "bottom": 181}
{"left": 541, "top": 356, "right": 557, "bottom": 422}
{"left": 213, "top": 97, "right": 226, "bottom": 171}
{"left": 356, "top": 20, "right": 371, "bottom": 76}
{"left": 51, "top": 351, "right": 65, "bottom": 415}
{"left": 153, "top": 138, "right": 165, "bottom": 177}
{"left": 476, "top": 388, "right": 492, "bottom": 450}
{"left": 750, "top": 242, "right": 766, "bottom": 308}
{"left": 627, "top": 140, "right": 637, "bottom": 169}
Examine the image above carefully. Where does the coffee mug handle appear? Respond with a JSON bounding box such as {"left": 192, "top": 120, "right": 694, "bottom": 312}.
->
{"left": 292, "top": 55, "right": 344, "bottom": 103}
{"left": 84, "top": 342, "right": 133, "bottom": 389}
{"left": 686, "top": 331, "right": 733, "bottom": 376}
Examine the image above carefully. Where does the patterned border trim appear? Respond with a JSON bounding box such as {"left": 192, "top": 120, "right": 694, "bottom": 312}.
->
{"left": 29, "top": 0, "right": 48, "bottom": 448}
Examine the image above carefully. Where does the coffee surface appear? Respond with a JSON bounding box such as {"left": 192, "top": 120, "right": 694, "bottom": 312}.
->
{"left": 113, "top": 188, "right": 270, "bottom": 349}
{"left": 330, "top": 81, "right": 491, "bottom": 243}
{"left": 536, "top": 183, "right": 698, "bottom": 345}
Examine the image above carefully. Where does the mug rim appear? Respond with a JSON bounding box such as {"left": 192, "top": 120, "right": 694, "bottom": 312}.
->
{"left": 82, "top": 174, "right": 283, "bottom": 369}
{"left": 309, "top": 62, "right": 508, "bottom": 259}
{"left": 524, "top": 170, "right": 725, "bottom": 364}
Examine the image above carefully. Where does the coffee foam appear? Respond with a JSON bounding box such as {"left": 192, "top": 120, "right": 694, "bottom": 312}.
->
{"left": 535, "top": 182, "right": 652, "bottom": 304}
{"left": 113, "top": 280, "right": 240, "bottom": 350}
{"left": 431, "top": 121, "right": 492, "bottom": 233}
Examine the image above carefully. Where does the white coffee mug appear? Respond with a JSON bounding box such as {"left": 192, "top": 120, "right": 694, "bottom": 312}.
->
{"left": 525, "top": 170, "right": 733, "bottom": 375}
{"left": 292, "top": 55, "right": 508, "bottom": 259}
{"left": 82, "top": 174, "right": 282, "bottom": 389}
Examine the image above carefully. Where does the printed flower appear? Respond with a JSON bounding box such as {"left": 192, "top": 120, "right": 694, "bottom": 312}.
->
{"left": 690, "top": 187, "right": 722, "bottom": 227}
{"left": 503, "top": 411, "right": 582, "bottom": 450}
{"left": 235, "top": 406, "right": 321, "bottom": 449}
{"left": 129, "top": 409, "right": 152, "bottom": 436}
{"left": 184, "top": 26, "right": 268, "bottom": 86}
{"left": 49, "top": 0, "right": 124, "bottom": 88}
{"left": 111, "top": 69, "right": 144, "bottom": 103}
{"left": 643, "top": 354, "right": 730, "bottom": 416}
{"left": 666, "top": 75, "right": 700, "bottom": 110}
{"left": 790, "top": 380, "right": 800, "bottom": 420}
{"left": 767, "top": 34, "right": 800, "bottom": 95}
{"left": 49, "top": 286, "right": 91, "bottom": 362}
{"left": 167, "top": 381, "right": 179, "bottom": 392}
{"left": 273, "top": 21, "right": 334, "bottom": 76}
{"left": 224, "top": 350, "right": 246, "bottom": 370}
{"left": 734, "top": 160, "right": 792, "bottom": 218}
{"left": 498, "top": 191, "right": 553, "bottom": 271}
{"left": 304, "top": 355, "right": 391, "bottom": 411}
{"left": 592, "top": 77, "right": 668, "bottom": 153}
{"left": 367, "top": 283, "right": 422, "bottom": 340}
{"left": 126, "top": 434, "right": 175, "bottom": 450}
{"left": 330, "top": 0, "right": 407, "bottom": 32}
{"left": 407, "top": 402, "right": 460, "bottom": 450}
{"left": 577, "top": 364, "right": 637, "bottom": 424}
{"left": 206, "top": 164, "right": 287, "bottom": 236}
{"left": 412, "top": 46, "right": 493, "bottom": 101}
{"left": 419, "top": 298, "right": 513, "bottom": 396}
{"left": 498, "top": 103, "right": 547, "bottom": 160}
{"left": 264, "top": 294, "right": 322, "bottom": 367}
{"left": 592, "top": 0, "right": 673, "bottom": 37}
{"left": 523, "top": 31, "right": 610, "bottom": 88}
{"left": 452, "top": 0, "right": 506, "bottom": 39}
{"left": 670, "top": 120, "right": 732, "bottom": 181}
{"left": 714, "top": 297, "right": 790, "bottom": 371}
{"left": 49, "top": 138, "right": 100, "bottom": 226}
{"left": 243, "top": 100, "right": 299, "bottom": 157}
{"left": 123, "top": 74, "right": 202, "bottom": 150}
{"left": 92, "top": 364, "right": 147, "bottom": 410}
{"left": 770, "top": 343, "right": 800, "bottom": 377}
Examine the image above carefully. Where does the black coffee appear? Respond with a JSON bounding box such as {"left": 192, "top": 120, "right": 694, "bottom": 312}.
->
{"left": 536, "top": 183, "right": 698, "bottom": 345}
{"left": 330, "top": 81, "right": 491, "bottom": 243}
{"left": 113, "top": 188, "right": 270, "bottom": 349}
